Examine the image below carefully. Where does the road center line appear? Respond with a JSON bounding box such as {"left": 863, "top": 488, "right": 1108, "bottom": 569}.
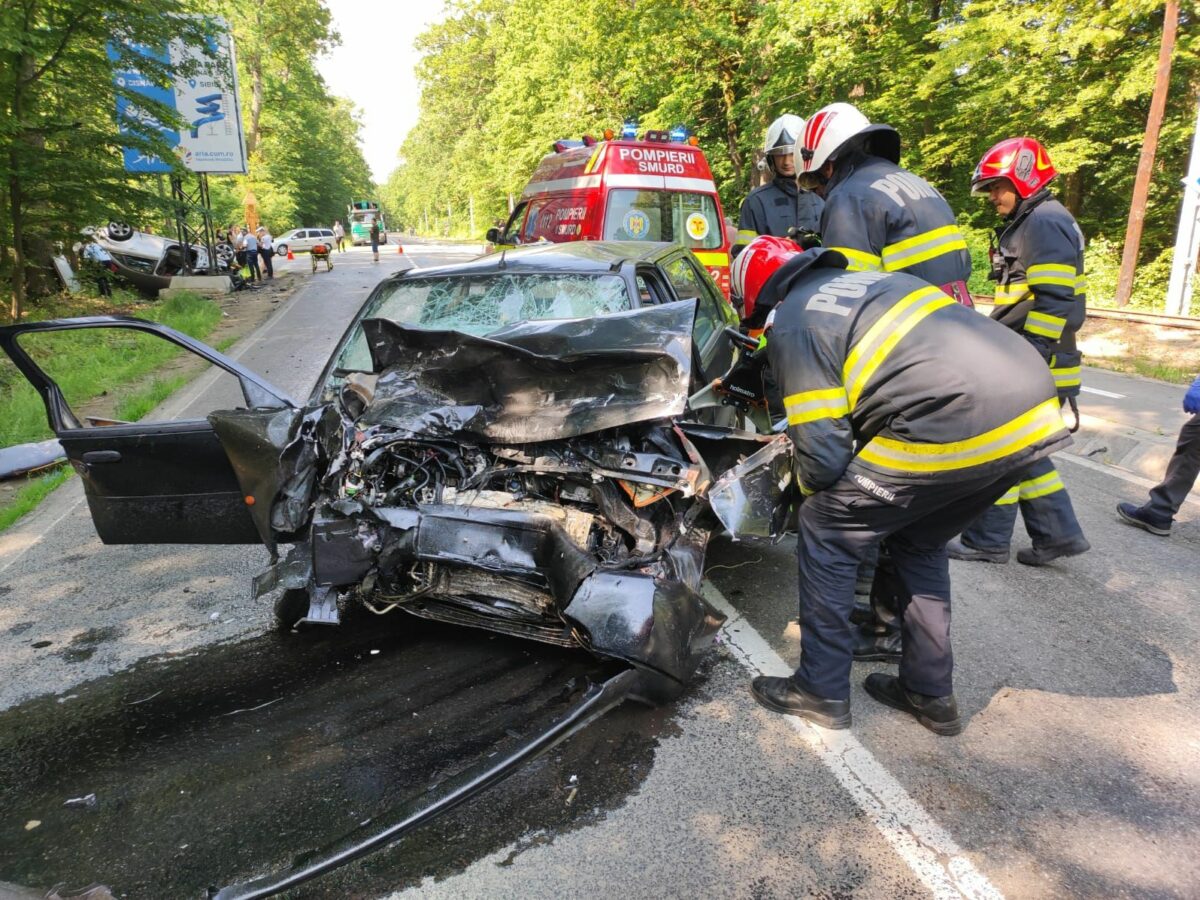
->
{"left": 702, "top": 582, "right": 1004, "bottom": 900}
{"left": 1080, "top": 386, "right": 1125, "bottom": 399}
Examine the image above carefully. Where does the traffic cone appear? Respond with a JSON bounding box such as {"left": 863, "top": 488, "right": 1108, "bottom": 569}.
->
{"left": 396, "top": 243, "right": 404, "bottom": 254}
{"left": 286, "top": 248, "right": 294, "bottom": 261}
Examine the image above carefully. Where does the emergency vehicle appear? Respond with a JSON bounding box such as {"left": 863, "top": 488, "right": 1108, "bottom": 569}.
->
{"left": 486, "top": 126, "right": 733, "bottom": 298}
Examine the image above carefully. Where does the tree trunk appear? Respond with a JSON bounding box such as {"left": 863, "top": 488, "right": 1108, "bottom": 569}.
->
{"left": 8, "top": 50, "right": 34, "bottom": 321}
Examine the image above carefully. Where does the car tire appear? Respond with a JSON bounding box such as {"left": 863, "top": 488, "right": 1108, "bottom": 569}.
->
{"left": 275, "top": 243, "right": 287, "bottom": 257}
{"left": 107, "top": 221, "right": 134, "bottom": 242}
{"left": 274, "top": 588, "right": 311, "bottom": 631}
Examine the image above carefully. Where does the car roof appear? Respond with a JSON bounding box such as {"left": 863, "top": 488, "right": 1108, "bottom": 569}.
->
{"left": 393, "top": 240, "right": 682, "bottom": 281}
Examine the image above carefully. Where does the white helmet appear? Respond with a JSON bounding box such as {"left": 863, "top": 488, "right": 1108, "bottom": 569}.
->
{"left": 794, "top": 102, "right": 900, "bottom": 186}
{"left": 763, "top": 114, "right": 805, "bottom": 156}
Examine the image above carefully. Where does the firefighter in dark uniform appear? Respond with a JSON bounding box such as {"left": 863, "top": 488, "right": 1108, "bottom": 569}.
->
{"left": 947, "top": 138, "right": 1090, "bottom": 567}
{"left": 735, "top": 114, "right": 824, "bottom": 255}
{"left": 732, "top": 239, "right": 1072, "bottom": 734}
{"left": 794, "top": 101, "right": 975, "bottom": 661}
{"left": 795, "top": 102, "right": 972, "bottom": 302}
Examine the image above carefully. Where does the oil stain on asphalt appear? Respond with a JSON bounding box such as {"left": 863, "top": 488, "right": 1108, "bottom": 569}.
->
{"left": 0, "top": 615, "right": 675, "bottom": 898}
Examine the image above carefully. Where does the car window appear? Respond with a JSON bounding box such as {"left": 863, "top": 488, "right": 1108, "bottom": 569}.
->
{"left": 663, "top": 254, "right": 722, "bottom": 352}
{"left": 331, "top": 273, "right": 634, "bottom": 373}
{"left": 603, "top": 190, "right": 723, "bottom": 249}
{"left": 522, "top": 201, "right": 547, "bottom": 242}
{"left": 321, "top": 230, "right": 334, "bottom": 237}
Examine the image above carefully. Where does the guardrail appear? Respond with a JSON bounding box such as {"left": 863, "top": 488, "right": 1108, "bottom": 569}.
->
{"left": 974, "top": 297, "right": 1200, "bottom": 332}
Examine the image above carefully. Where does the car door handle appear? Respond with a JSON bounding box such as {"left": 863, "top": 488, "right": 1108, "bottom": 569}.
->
{"left": 81, "top": 450, "right": 122, "bottom": 464}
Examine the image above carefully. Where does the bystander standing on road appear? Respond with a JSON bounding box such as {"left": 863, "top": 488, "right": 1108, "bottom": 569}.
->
{"left": 240, "top": 227, "right": 260, "bottom": 282}
{"left": 1118, "top": 374, "right": 1200, "bottom": 536}
{"left": 257, "top": 226, "right": 275, "bottom": 280}
{"left": 333, "top": 220, "right": 346, "bottom": 252}
{"left": 234, "top": 227, "right": 247, "bottom": 269}
{"left": 369, "top": 218, "right": 380, "bottom": 263}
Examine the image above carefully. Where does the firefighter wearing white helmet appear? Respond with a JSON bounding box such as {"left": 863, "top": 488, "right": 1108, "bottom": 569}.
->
{"left": 735, "top": 114, "right": 824, "bottom": 256}
{"left": 796, "top": 102, "right": 972, "bottom": 301}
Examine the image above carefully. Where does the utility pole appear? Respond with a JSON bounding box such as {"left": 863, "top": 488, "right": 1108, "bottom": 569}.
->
{"left": 1116, "top": 0, "right": 1179, "bottom": 306}
{"left": 1164, "top": 95, "right": 1200, "bottom": 316}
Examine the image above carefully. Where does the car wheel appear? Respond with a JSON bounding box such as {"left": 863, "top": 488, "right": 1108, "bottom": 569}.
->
{"left": 275, "top": 243, "right": 287, "bottom": 257}
{"left": 215, "top": 242, "right": 236, "bottom": 266}
{"left": 274, "top": 588, "right": 311, "bottom": 631}
{"left": 106, "top": 221, "right": 134, "bottom": 242}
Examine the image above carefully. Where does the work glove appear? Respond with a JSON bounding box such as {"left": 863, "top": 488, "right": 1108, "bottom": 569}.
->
{"left": 1184, "top": 374, "right": 1200, "bottom": 415}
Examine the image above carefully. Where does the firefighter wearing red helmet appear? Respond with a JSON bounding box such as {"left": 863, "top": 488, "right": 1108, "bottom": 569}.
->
{"left": 734, "top": 115, "right": 825, "bottom": 257}
{"left": 733, "top": 237, "right": 1071, "bottom": 734}
{"left": 795, "top": 102, "right": 972, "bottom": 302}
{"left": 946, "top": 137, "right": 1091, "bottom": 567}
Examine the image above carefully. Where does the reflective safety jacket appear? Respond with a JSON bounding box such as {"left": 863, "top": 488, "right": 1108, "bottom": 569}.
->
{"left": 736, "top": 177, "right": 825, "bottom": 250}
{"left": 819, "top": 153, "right": 971, "bottom": 288}
{"left": 764, "top": 249, "right": 1070, "bottom": 494}
{"left": 988, "top": 190, "right": 1086, "bottom": 399}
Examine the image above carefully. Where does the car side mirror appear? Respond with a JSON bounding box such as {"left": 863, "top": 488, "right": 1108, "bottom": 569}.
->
{"left": 485, "top": 227, "right": 501, "bottom": 243}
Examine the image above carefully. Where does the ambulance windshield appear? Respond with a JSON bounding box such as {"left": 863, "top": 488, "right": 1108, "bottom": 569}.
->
{"left": 603, "top": 190, "right": 723, "bottom": 249}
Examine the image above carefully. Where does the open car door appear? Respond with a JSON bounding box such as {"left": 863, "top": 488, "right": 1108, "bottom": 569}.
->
{"left": 0, "top": 316, "right": 296, "bottom": 544}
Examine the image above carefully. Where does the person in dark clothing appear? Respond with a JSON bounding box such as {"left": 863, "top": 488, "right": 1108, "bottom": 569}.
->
{"left": 369, "top": 219, "right": 380, "bottom": 262}
{"left": 947, "top": 137, "right": 1089, "bottom": 567}
{"left": 1117, "top": 374, "right": 1200, "bottom": 535}
{"left": 735, "top": 114, "right": 824, "bottom": 256}
{"left": 733, "top": 239, "right": 1071, "bottom": 735}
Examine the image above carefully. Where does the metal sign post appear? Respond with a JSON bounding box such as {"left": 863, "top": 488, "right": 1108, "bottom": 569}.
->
{"left": 170, "top": 173, "right": 219, "bottom": 276}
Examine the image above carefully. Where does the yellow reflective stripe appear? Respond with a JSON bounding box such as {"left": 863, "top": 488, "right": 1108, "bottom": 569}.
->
{"left": 583, "top": 145, "right": 605, "bottom": 174}
{"left": 1018, "top": 470, "right": 1065, "bottom": 501}
{"left": 856, "top": 399, "right": 1066, "bottom": 474}
{"left": 1024, "top": 310, "right": 1067, "bottom": 339}
{"left": 880, "top": 225, "right": 969, "bottom": 271}
{"left": 735, "top": 229, "right": 758, "bottom": 244}
{"left": 1027, "top": 263, "right": 1076, "bottom": 287}
{"left": 1051, "top": 365, "right": 1081, "bottom": 387}
{"left": 994, "top": 485, "right": 1019, "bottom": 505}
{"left": 784, "top": 386, "right": 849, "bottom": 425}
{"left": 693, "top": 251, "right": 729, "bottom": 267}
{"left": 994, "top": 282, "right": 1030, "bottom": 305}
{"left": 831, "top": 246, "right": 883, "bottom": 272}
{"left": 842, "top": 285, "right": 952, "bottom": 409}
{"left": 1074, "top": 274, "right": 1087, "bottom": 292}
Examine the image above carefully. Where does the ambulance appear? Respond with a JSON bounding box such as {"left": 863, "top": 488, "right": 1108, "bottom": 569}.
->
{"left": 486, "top": 125, "right": 734, "bottom": 298}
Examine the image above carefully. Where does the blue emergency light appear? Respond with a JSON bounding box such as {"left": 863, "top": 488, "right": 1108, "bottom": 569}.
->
{"left": 621, "top": 120, "right": 638, "bottom": 140}
{"left": 670, "top": 126, "right": 688, "bottom": 143}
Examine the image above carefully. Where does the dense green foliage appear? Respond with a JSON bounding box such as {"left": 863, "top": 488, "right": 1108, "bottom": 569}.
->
{"left": 1, "top": 0, "right": 373, "bottom": 316}
{"left": 384, "top": 0, "right": 1199, "bottom": 309}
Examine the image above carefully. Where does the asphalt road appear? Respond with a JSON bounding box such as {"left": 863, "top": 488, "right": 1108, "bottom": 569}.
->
{"left": 2, "top": 253, "right": 1198, "bottom": 899}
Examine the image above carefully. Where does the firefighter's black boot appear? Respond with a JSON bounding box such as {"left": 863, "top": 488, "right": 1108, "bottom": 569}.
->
{"left": 1015, "top": 535, "right": 1091, "bottom": 566}
{"left": 863, "top": 673, "right": 962, "bottom": 736}
{"left": 852, "top": 627, "right": 901, "bottom": 663}
{"left": 946, "top": 537, "right": 1010, "bottom": 564}
{"left": 750, "top": 676, "right": 851, "bottom": 729}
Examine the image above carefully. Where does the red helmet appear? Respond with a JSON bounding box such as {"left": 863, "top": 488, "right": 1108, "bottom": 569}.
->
{"left": 972, "top": 137, "right": 1057, "bottom": 198}
{"left": 731, "top": 235, "right": 801, "bottom": 318}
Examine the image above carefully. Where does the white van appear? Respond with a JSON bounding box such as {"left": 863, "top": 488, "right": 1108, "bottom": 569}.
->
{"left": 274, "top": 227, "right": 337, "bottom": 256}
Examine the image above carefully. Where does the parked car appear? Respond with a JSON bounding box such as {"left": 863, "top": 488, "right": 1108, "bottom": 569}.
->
{"left": 85, "top": 222, "right": 236, "bottom": 294}
{"left": 274, "top": 227, "right": 337, "bottom": 256}
{"left": 0, "top": 241, "right": 792, "bottom": 699}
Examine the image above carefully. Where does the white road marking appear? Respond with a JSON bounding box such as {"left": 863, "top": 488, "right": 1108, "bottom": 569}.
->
{"left": 1056, "top": 450, "right": 1200, "bottom": 508}
{"left": 1080, "top": 386, "right": 1125, "bottom": 399}
{"left": 703, "top": 583, "right": 1005, "bottom": 900}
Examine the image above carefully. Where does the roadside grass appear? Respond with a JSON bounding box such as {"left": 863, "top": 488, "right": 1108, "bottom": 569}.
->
{"left": 0, "top": 466, "right": 72, "bottom": 532}
{"left": 1086, "top": 355, "right": 1197, "bottom": 385}
{"left": 0, "top": 287, "right": 223, "bottom": 533}
{"left": 0, "top": 290, "right": 221, "bottom": 447}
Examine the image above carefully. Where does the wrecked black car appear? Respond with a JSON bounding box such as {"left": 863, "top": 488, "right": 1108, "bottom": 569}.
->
{"left": 0, "top": 241, "right": 793, "bottom": 698}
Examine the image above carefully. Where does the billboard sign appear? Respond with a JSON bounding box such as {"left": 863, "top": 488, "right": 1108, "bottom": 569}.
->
{"left": 109, "top": 21, "right": 248, "bottom": 175}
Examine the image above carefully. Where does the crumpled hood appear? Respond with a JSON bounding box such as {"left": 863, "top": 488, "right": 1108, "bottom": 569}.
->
{"left": 356, "top": 300, "right": 697, "bottom": 443}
